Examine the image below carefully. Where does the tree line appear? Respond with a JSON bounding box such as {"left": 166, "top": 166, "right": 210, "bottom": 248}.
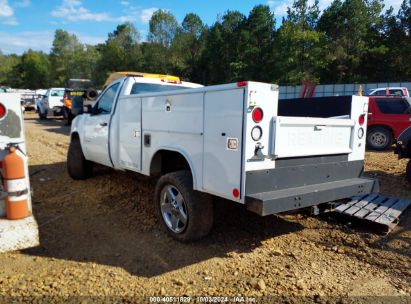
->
{"left": 0, "top": 0, "right": 410, "bottom": 90}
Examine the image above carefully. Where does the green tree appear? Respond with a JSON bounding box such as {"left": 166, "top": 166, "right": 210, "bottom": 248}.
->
{"left": 148, "top": 10, "right": 179, "bottom": 48}
{"left": 94, "top": 23, "right": 142, "bottom": 86}
{"left": 201, "top": 10, "right": 247, "bottom": 84}
{"left": 318, "top": 0, "right": 385, "bottom": 82}
{"left": 9, "top": 50, "right": 51, "bottom": 89}
{"left": 0, "top": 51, "right": 20, "bottom": 87}
{"left": 170, "top": 13, "right": 205, "bottom": 81}
{"left": 275, "top": 0, "right": 325, "bottom": 84}
{"left": 242, "top": 5, "right": 276, "bottom": 82}
{"left": 50, "top": 29, "right": 83, "bottom": 85}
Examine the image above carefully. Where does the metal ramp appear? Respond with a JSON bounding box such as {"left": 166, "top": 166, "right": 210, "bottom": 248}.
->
{"left": 335, "top": 194, "right": 411, "bottom": 233}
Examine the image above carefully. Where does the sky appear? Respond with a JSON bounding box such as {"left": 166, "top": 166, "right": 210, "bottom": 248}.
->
{"left": 0, "top": 0, "right": 404, "bottom": 55}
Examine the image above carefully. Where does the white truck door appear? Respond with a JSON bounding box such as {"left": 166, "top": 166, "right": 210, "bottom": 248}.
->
{"left": 203, "top": 88, "right": 245, "bottom": 200}
{"left": 118, "top": 96, "right": 142, "bottom": 171}
{"left": 83, "top": 82, "right": 120, "bottom": 167}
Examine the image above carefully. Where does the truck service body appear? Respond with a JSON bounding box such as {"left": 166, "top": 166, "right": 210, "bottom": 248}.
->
{"left": 69, "top": 76, "right": 378, "bottom": 241}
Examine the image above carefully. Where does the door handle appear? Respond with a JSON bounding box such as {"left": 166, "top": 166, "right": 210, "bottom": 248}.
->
{"left": 99, "top": 122, "right": 108, "bottom": 127}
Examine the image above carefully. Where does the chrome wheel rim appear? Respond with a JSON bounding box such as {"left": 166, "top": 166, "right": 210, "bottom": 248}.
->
{"left": 160, "top": 185, "right": 188, "bottom": 234}
{"left": 371, "top": 132, "right": 388, "bottom": 147}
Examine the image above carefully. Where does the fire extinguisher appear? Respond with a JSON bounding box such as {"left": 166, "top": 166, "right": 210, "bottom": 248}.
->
{"left": 3, "top": 145, "right": 29, "bottom": 220}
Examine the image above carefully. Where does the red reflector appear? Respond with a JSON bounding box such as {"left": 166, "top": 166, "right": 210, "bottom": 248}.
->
{"left": 233, "top": 188, "right": 240, "bottom": 198}
{"left": 358, "top": 114, "right": 365, "bottom": 126}
{"left": 236, "top": 81, "right": 248, "bottom": 87}
{"left": 0, "top": 103, "right": 6, "bottom": 119}
{"left": 252, "top": 107, "right": 263, "bottom": 123}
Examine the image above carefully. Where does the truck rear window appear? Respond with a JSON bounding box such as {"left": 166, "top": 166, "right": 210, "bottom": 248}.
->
{"left": 130, "top": 83, "right": 187, "bottom": 95}
{"left": 374, "top": 98, "right": 409, "bottom": 114}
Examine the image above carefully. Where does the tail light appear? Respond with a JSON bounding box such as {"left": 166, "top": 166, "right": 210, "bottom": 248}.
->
{"left": 0, "top": 103, "right": 6, "bottom": 119}
{"left": 358, "top": 114, "right": 365, "bottom": 126}
{"left": 232, "top": 188, "right": 240, "bottom": 198}
{"left": 236, "top": 81, "right": 248, "bottom": 87}
{"left": 403, "top": 89, "right": 408, "bottom": 96}
{"left": 252, "top": 107, "right": 264, "bottom": 123}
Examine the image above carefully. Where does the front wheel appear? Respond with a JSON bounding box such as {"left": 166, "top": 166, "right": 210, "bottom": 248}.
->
{"left": 366, "top": 127, "right": 393, "bottom": 151}
{"left": 67, "top": 136, "right": 93, "bottom": 180}
{"left": 154, "top": 171, "right": 214, "bottom": 242}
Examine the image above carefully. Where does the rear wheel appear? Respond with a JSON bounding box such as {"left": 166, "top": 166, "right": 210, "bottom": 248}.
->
{"left": 366, "top": 127, "right": 393, "bottom": 151}
{"left": 154, "top": 171, "right": 213, "bottom": 242}
{"left": 67, "top": 136, "right": 93, "bottom": 180}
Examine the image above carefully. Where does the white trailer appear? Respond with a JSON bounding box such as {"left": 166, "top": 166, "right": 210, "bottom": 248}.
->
{"left": 68, "top": 77, "right": 379, "bottom": 241}
{"left": 0, "top": 93, "right": 39, "bottom": 252}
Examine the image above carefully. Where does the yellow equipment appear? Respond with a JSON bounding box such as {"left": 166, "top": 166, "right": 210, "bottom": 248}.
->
{"left": 103, "top": 71, "right": 181, "bottom": 88}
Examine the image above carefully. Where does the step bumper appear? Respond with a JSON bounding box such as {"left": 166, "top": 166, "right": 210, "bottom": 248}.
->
{"left": 246, "top": 177, "right": 379, "bottom": 216}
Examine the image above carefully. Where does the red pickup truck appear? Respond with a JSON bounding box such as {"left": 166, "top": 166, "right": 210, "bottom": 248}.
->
{"left": 366, "top": 96, "right": 411, "bottom": 150}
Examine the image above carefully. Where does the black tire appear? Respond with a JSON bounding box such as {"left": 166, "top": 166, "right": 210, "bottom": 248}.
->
{"left": 154, "top": 171, "right": 213, "bottom": 242}
{"left": 67, "top": 136, "right": 93, "bottom": 180}
{"left": 63, "top": 107, "right": 73, "bottom": 126}
{"left": 366, "top": 127, "right": 393, "bottom": 151}
{"left": 406, "top": 160, "right": 411, "bottom": 183}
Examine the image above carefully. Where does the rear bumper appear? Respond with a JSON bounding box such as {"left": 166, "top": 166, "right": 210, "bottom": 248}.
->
{"left": 246, "top": 177, "right": 379, "bottom": 215}
{"left": 244, "top": 156, "right": 379, "bottom": 216}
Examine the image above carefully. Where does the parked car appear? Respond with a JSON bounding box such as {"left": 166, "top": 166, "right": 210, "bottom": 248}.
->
{"left": 37, "top": 88, "right": 65, "bottom": 119}
{"left": 365, "top": 87, "right": 409, "bottom": 97}
{"left": 367, "top": 96, "right": 411, "bottom": 150}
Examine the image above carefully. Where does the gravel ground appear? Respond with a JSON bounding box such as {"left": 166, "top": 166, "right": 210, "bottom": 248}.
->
{"left": 0, "top": 113, "right": 410, "bottom": 303}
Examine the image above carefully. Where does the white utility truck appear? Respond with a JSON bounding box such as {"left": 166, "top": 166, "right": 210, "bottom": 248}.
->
{"left": 68, "top": 76, "right": 379, "bottom": 241}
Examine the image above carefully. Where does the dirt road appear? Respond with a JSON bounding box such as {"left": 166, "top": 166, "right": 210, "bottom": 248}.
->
{"left": 0, "top": 113, "right": 410, "bottom": 301}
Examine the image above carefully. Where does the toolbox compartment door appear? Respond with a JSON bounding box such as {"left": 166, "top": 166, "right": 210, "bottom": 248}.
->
{"left": 272, "top": 116, "right": 355, "bottom": 158}
{"left": 203, "top": 88, "right": 244, "bottom": 200}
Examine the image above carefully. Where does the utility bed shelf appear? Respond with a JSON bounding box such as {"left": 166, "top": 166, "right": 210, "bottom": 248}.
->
{"left": 335, "top": 194, "right": 411, "bottom": 233}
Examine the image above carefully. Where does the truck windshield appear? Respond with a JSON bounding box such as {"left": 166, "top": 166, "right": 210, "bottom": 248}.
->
{"left": 130, "top": 83, "right": 187, "bottom": 95}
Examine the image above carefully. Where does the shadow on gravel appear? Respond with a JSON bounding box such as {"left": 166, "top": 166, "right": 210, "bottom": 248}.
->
{"left": 23, "top": 162, "right": 304, "bottom": 278}
{"left": 25, "top": 115, "right": 70, "bottom": 136}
